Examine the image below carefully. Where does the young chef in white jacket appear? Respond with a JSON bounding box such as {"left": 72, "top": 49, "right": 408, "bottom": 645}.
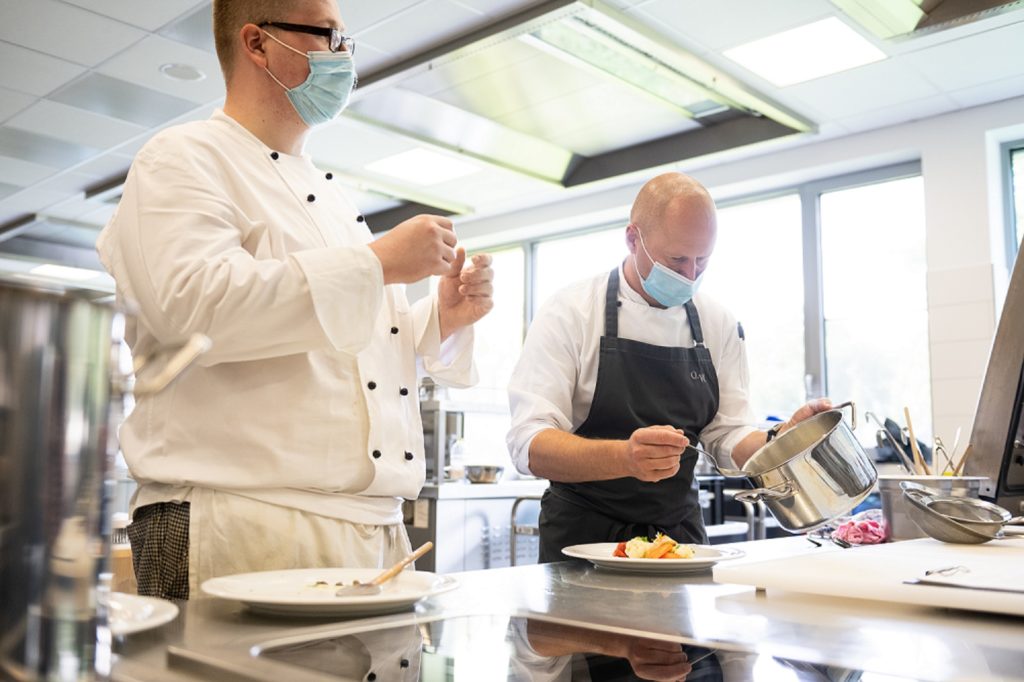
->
{"left": 97, "top": 0, "right": 493, "bottom": 599}
{"left": 507, "top": 172, "right": 829, "bottom": 562}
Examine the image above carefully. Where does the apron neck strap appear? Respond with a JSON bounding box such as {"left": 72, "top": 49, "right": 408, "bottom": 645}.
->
{"left": 605, "top": 268, "right": 707, "bottom": 347}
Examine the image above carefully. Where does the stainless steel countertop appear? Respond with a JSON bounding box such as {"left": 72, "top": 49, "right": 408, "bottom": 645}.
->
{"left": 110, "top": 537, "right": 1024, "bottom": 682}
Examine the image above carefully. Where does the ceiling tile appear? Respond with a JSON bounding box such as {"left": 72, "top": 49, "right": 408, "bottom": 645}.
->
{"left": 0, "top": 41, "right": 87, "bottom": 97}
{"left": 948, "top": 74, "right": 1024, "bottom": 109}
{"left": 450, "top": 0, "right": 530, "bottom": 18}
{"left": 0, "top": 0, "right": 145, "bottom": 67}
{"left": 61, "top": 0, "right": 207, "bottom": 31}
{"left": 783, "top": 59, "right": 940, "bottom": 120}
{"left": 0, "top": 183, "right": 20, "bottom": 201}
{"left": 0, "top": 127, "right": 99, "bottom": 170}
{"left": 0, "top": 88, "right": 35, "bottom": 123}
{"left": 837, "top": 93, "right": 959, "bottom": 133}
{"left": 357, "top": 1, "right": 485, "bottom": 57}
{"left": 159, "top": 3, "right": 215, "bottom": 53}
{"left": 73, "top": 153, "right": 134, "bottom": 181}
{"left": 0, "top": 155, "right": 59, "bottom": 187}
{"left": 8, "top": 99, "right": 147, "bottom": 149}
{"left": 98, "top": 35, "right": 225, "bottom": 104}
{"left": 0, "top": 184, "right": 73, "bottom": 222}
{"left": 339, "top": 1, "right": 434, "bottom": 35}
{"left": 901, "top": 20, "right": 1024, "bottom": 92}
{"left": 51, "top": 73, "right": 197, "bottom": 127}
{"left": 636, "top": 0, "right": 834, "bottom": 52}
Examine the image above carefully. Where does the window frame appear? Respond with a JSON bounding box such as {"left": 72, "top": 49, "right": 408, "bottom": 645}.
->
{"left": 1001, "top": 139, "right": 1024, "bottom": 271}
{"left": 468, "top": 161, "right": 925, "bottom": 408}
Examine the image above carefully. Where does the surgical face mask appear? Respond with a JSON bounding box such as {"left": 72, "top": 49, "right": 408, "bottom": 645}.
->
{"left": 264, "top": 30, "right": 356, "bottom": 127}
{"left": 633, "top": 227, "right": 704, "bottom": 307}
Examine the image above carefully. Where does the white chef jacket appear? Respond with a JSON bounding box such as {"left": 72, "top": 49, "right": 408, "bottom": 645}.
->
{"left": 97, "top": 110, "right": 476, "bottom": 527}
{"left": 507, "top": 265, "right": 757, "bottom": 475}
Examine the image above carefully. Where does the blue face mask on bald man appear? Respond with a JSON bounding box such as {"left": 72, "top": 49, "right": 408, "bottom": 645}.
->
{"left": 633, "top": 225, "right": 704, "bottom": 307}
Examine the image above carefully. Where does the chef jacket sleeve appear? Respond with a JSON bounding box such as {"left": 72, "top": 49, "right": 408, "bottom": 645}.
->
{"left": 411, "top": 294, "right": 477, "bottom": 388}
{"left": 102, "top": 140, "right": 383, "bottom": 366}
{"left": 698, "top": 309, "right": 758, "bottom": 465}
{"left": 506, "top": 294, "right": 583, "bottom": 476}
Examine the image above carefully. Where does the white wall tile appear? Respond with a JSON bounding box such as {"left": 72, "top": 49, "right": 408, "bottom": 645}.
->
{"left": 927, "top": 300, "right": 997, "bottom": 344}
{"left": 931, "top": 377, "right": 984, "bottom": 419}
{"left": 929, "top": 338, "right": 993, "bottom": 381}
{"left": 927, "top": 263, "right": 995, "bottom": 307}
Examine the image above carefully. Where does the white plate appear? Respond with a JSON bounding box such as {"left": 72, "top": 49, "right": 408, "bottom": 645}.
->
{"left": 105, "top": 592, "right": 179, "bottom": 636}
{"left": 201, "top": 568, "right": 458, "bottom": 617}
{"left": 561, "top": 543, "right": 745, "bottom": 574}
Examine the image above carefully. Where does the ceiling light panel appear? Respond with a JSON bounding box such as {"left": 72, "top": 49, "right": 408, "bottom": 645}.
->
{"left": 0, "top": 155, "right": 58, "bottom": 188}
{"left": 0, "top": 0, "right": 145, "bottom": 67}
{"left": 98, "top": 35, "right": 224, "bottom": 104}
{"left": 62, "top": 0, "right": 209, "bottom": 32}
{"left": 51, "top": 73, "right": 196, "bottom": 127}
{"left": 366, "top": 148, "right": 482, "bottom": 186}
{"left": 159, "top": 3, "right": 216, "bottom": 53}
{"left": 7, "top": 100, "right": 147, "bottom": 149}
{"left": 0, "top": 42, "right": 86, "bottom": 98}
{"left": 0, "top": 127, "right": 98, "bottom": 169}
{"left": 724, "top": 16, "right": 887, "bottom": 87}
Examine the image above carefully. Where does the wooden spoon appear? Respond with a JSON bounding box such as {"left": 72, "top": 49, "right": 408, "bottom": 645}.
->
{"left": 335, "top": 541, "right": 433, "bottom": 597}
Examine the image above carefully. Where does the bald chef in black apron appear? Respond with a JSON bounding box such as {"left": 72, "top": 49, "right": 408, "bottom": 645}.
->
{"left": 507, "top": 172, "right": 831, "bottom": 562}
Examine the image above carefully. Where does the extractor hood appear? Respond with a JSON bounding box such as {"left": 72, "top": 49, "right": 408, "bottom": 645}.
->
{"left": 333, "top": 0, "right": 815, "bottom": 228}
{"left": 831, "top": 0, "right": 1024, "bottom": 39}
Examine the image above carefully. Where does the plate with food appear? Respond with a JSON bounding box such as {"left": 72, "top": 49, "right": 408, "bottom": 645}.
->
{"left": 562, "top": 534, "right": 745, "bottom": 574}
{"left": 201, "top": 568, "right": 458, "bottom": 617}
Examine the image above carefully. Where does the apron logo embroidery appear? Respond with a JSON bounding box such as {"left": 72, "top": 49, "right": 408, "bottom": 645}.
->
{"left": 690, "top": 370, "right": 708, "bottom": 383}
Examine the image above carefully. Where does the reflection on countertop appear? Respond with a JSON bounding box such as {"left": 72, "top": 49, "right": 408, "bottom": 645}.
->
{"left": 110, "top": 536, "right": 1024, "bottom": 682}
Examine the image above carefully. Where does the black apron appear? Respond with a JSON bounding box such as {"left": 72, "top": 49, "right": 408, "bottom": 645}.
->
{"left": 538, "top": 268, "right": 721, "bottom": 563}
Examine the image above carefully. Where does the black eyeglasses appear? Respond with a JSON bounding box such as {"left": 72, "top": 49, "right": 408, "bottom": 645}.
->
{"left": 258, "top": 22, "right": 355, "bottom": 55}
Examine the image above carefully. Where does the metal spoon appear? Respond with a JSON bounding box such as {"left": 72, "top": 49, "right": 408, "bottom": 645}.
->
{"left": 686, "top": 444, "right": 747, "bottom": 478}
{"left": 335, "top": 541, "right": 434, "bottom": 597}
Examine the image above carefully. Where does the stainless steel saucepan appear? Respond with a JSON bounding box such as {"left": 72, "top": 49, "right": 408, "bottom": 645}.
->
{"left": 690, "top": 401, "right": 877, "bottom": 532}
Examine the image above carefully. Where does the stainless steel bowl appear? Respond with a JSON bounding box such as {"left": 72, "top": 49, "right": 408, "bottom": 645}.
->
{"left": 900, "top": 481, "right": 1000, "bottom": 544}
{"left": 465, "top": 465, "right": 503, "bottom": 484}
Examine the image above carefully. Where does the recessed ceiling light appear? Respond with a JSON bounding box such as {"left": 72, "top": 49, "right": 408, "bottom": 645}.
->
{"left": 723, "top": 17, "right": 886, "bottom": 87}
{"left": 159, "top": 63, "right": 206, "bottom": 82}
{"left": 29, "top": 263, "right": 107, "bottom": 281}
{"left": 366, "top": 148, "right": 481, "bottom": 186}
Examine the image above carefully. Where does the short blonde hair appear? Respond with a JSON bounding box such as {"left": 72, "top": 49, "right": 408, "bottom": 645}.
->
{"left": 212, "top": 0, "right": 283, "bottom": 80}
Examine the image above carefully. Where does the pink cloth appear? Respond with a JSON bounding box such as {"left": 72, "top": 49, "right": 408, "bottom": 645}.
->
{"left": 832, "top": 518, "right": 885, "bottom": 545}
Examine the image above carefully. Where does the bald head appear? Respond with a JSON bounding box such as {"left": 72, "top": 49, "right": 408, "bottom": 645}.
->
{"left": 624, "top": 173, "right": 717, "bottom": 296}
{"left": 630, "top": 172, "right": 716, "bottom": 239}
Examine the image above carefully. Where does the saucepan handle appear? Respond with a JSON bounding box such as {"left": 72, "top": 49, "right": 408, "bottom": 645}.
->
{"left": 833, "top": 400, "right": 856, "bottom": 430}
{"left": 734, "top": 481, "right": 795, "bottom": 504}
{"left": 128, "top": 333, "right": 212, "bottom": 395}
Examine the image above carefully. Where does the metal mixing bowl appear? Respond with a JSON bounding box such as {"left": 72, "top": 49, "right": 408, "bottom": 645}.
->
{"left": 900, "top": 481, "right": 999, "bottom": 544}
{"left": 465, "top": 465, "right": 503, "bottom": 484}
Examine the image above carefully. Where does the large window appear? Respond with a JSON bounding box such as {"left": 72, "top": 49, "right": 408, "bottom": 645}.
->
{"left": 1010, "top": 144, "right": 1023, "bottom": 259}
{"left": 533, "top": 227, "right": 625, "bottom": 310}
{"left": 702, "top": 194, "right": 805, "bottom": 419}
{"left": 820, "top": 176, "right": 931, "bottom": 444}
{"left": 452, "top": 164, "right": 930, "bottom": 457}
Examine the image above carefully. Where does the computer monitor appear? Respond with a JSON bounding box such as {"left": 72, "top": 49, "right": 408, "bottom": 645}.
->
{"left": 967, "top": 249, "right": 1024, "bottom": 514}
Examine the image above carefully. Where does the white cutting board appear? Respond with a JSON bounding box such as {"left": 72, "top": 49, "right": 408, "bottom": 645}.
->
{"left": 712, "top": 537, "right": 1024, "bottom": 618}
